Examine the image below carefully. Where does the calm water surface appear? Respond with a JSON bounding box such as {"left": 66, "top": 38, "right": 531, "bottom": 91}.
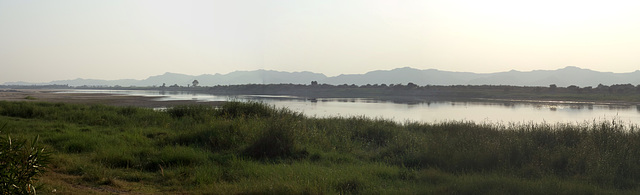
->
{"left": 63, "top": 90, "right": 640, "bottom": 125}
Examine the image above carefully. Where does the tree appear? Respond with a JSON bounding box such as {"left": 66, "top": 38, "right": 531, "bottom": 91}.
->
{"left": 568, "top": 85, "right": 580, "bottom": 93}
{"left": 192, "top": 80, "right": 199, "bottom": 87}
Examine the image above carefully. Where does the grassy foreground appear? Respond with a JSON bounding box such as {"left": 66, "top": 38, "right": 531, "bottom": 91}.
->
{"left": 1, "top": 101, "right": 640, "bottom": 194}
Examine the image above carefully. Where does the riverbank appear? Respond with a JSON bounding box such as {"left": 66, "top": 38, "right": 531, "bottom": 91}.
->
{"left": 0, "top": 89, "right": 225, "bottom": 108}
{"left": 4, "top": 89, "right": 640, "bottom": 126}
{"left": 4, "top": 88, "right": 640, "bottom": 108}
{"left": 2, "top": 101, "right": 640, "bottom": 194}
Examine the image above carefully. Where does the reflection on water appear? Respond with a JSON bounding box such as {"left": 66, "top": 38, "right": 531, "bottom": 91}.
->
{"left": 60, "top": 90, "right": 640, "bottom": 125}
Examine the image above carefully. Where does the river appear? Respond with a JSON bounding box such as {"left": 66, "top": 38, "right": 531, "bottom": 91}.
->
{"left": 62, "top": 90, "right": 640, "bottom": 125}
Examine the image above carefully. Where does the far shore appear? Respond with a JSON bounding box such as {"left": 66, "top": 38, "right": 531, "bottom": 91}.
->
{"left": 2, "top": 88, "right": 640, "bottom": 108}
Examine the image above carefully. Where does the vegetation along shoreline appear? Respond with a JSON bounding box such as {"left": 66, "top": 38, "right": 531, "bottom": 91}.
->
{"left": 3, "top": 100, "right": 640, "bottom": 193}
{"left": 3, "top": 82, "right": 640, "bottom": 106}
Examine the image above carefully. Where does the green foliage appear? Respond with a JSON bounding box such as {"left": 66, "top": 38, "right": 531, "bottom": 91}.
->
{"left": 219, "top": 101, "right": 277, "bottom": 118}
{"left": 0, "top": 132, "right": 49, "bottom": 194}
{"left": 157, "top": 146, "right": 209, "bottom": 167}
{"left": 3, "top": 100, "right": 640, "bottom": 193}
{"left": 352, "top": 119, "right": 398, "bottom": 147}
{"left": 170, "top": 121, "right": 245, "bottom": 151}
{"left": 166, "top": 104, "right": 216, "bottom": 122}
{"left": 0, "top": 101, "right": 45, "bottom": 118}
{"left": 335, "top": 178, "right": 364, "bottom": 194}
{"left": 243, "top": 118, "right": 308, "bottom": 160}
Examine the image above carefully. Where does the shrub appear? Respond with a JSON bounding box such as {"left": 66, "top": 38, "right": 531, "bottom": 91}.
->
{"left": 117, "top": 106, "right": 138, "bottom": 116}
{"left": 353, "top": 125, "right": 396, "bottom": 147}
{"left": 0, "top": 134, "right": 50, "bottom": 194}
{"left": 166, "top": 105, "right": 216, "bottom": 122}
{"left": 218, "top": 101, "right": 274, "bottom": 118}
{"left": 0, "top": 101, "right": 44, "bottom": 119}
{"left": 172, "top": 122, "right": 243, "bottom": 151}
{"left": 244, "top": 118, "right": 307, "bottom": 160}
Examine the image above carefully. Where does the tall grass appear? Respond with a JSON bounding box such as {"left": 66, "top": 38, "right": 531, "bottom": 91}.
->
{"left": 1, "top": 100, "right": 640, "bottom": 193}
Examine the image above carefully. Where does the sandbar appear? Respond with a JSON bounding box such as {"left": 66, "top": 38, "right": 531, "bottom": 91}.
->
{"left": 0, "top": 89, "right": 225, "bottom": 108}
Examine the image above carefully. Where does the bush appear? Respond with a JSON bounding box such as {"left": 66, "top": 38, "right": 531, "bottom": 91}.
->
{"left": 218, "top": 101, "right": 274, "bottom": 118}
{"left": 171, "top": 122, "right": 243, "bottom": 151}
{"left": 0, "top": 134, "right": 50, "bottom": 194}
{"left": 244, "top": 118, "right": 307, "bottom": 160}
{"left": 353, "top": 125, "right": 396, "bottom": 147}
{"left": 166, "top": 105, "right": 216, "bottom": 122}
{"left": 0, "top": 101, "right": 45, "bottom": 119}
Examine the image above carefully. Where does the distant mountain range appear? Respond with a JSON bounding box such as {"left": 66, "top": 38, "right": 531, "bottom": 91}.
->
{"left": 5, "top": 66, "right": 640, "bottom": 87}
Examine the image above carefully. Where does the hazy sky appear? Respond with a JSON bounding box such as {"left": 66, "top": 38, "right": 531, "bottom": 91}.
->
{"left": 2, "top": 0, "right": 639, "bottom": 83}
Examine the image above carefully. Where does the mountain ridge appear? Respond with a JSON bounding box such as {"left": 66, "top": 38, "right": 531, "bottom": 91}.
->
{"left": 4, "top": 67, "right": 640, "bottom": 87}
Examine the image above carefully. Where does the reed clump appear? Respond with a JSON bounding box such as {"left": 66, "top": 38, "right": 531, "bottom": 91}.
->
{"left": 0, "top": 132, "right": 49, "bottom": 194}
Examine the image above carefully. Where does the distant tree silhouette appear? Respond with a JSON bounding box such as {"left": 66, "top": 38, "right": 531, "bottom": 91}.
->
{"left": 192, "top": 80, "right": 199, "bottom": 87}
{"left": 567, "top": 85, "right": 579, "bottom": 93}
{"left": 596, "top": 83, "right": 608, "bottom": 90}
{"left": 611, "top": 84, "right": 634, "bottom": 94}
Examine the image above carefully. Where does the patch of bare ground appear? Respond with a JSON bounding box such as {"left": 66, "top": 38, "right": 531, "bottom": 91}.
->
{"left": 38, "top": 170, "right": 159, "bottom": 194}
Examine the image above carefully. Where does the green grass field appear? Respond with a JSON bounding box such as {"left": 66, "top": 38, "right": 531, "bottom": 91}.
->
{"left": 2, "top": 101, "right": 640, "bottom": 194}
